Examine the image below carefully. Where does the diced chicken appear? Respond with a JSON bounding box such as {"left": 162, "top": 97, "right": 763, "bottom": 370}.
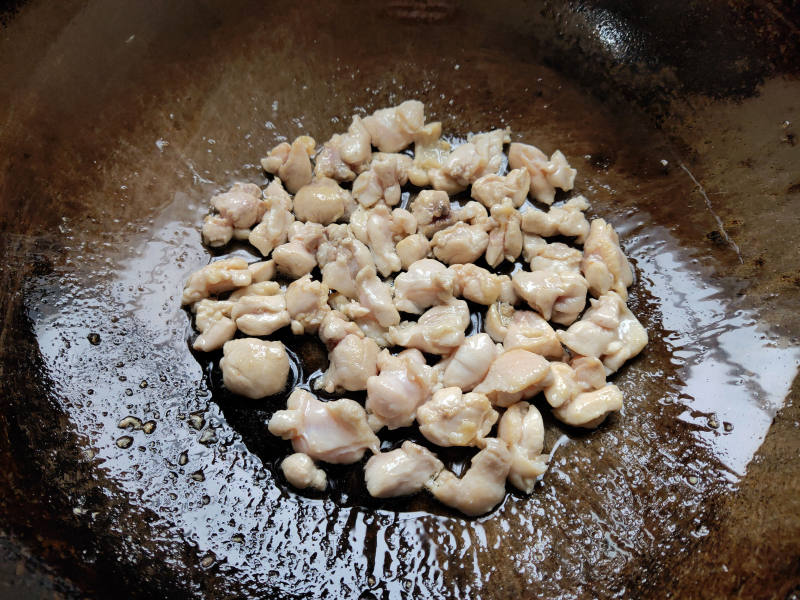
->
{"left": 411, "top": 189, "right": 453, "bottom": 238}
{"left": 572, "top": 355, "right": 608, "bottom": 390}
{"left": 356, "top": 265, "right": 400, "bottom": 327}
{"left": 313, "top": 115, "right": 372, "bottom": 181}
{"left": 520, "top": 196, "right": 590, "bottom": 243}
{"left": 268, "top": 388, "right": 379, "bottom": 464}
{"left": 352, "top": 152, "right": 413, "bottom": 208}
{"left": 366, "top": 349, "right": 435, "bottom": 430}
{"left": 503, "top": 310, "right": 563, "bottom": 358}
{"left": 407, "top": 122, "right": 451, "bottom": 187}
{"left": 441, "top": 333, "right": 502, "bottom": 391}
{"left": 261, "top": 136, "right": 315, "bottom": 194}
{"left": 293, "top": 178, "right": 351, "bottom": 225}
{"left": 209, "top": 182, "right": 265, "bottom": 230}
{"left": 181, "top": 257, "right": 252, "bottom": 305}
{"left": 228, "top": 280, "right": 281, "bottom": 301}
{"left": 417, "top": 387, "right": 498, "bottom": 447}
{"left": 512, "top": 270, "right": 588, "bottom": 325}
{"left": 508, "top": 143, "right": 577, "bottom": 205}
{"left": 427, "top": 438, "right": 511, "bottom": 516}
{"left": 328, "top": 294, "right": 393, "bottom": 347}
{"left": 389, "top": 300, "right": 470, "bottom": 355}
{"left": 230, "top": 294, "right": 291, "bottom": 336}
{"left": 431, "top": 222, "right": 490, "bottom": 265}
{"left": 220, "top": 338, "right": 290, "bottom": 399}
{"left": 430, "top": 128, "right": 511, "bottom": 193}
{"left": 529, "top": 242, "right": 583, "bottom": 274}
{"left": 393, "top": 259, "right": 454, "bottom": 314}
{"left": 317, "top": 234, "right": 374, "bottom": 299}
{"left": 497, "top": 402, "right": 548, "bottom": 493}
{"left": 396, "top": 233, "right": 431, "bottom": 269}
{"left": 522, "top": 233, "right": 548, "bottom": 263}
{"left": 249, "top": 179, "right": 295, "bottom": 257}
{"left": 471, "top": 168, "right": 530, "bottom": 209}
{"left": 543, "top": 356, "right": 606, "bottom": 408}
{"left": 272, "top": 221, "right": 326, "bottom": 279}
{"left": 557, "top": 291, "right": 647, "bottom": 373}
{"left": 497, "top": 275, "right": 518, "bottom": 304}
{"left": 318, "top": 310, "right": 364, "bottom": 349}
{"left": 285, "top": 275, "right": 331, "bottom": 335}
{"left": 364, "top": 441, "right": 444, "bottom": 498}
{"left": 318, "top": 333, "right": 379, "bottom": 392}
{"left": 281, "top": 453, "right": 327, "bottom": 491}
{"left": 362, "top": 100, "right": 425, "bottom": 152}
{"left": 473, "top": 349, "right": 551, "bottom": 407}
{"left": 449, "top": 264, "right": 502, "bottom": 305}
{"left": 485, "top": 198, "right": 523, "bottom": 267}
{"left": 552, "top": 384, "right": 623, "bottom": 428}
{"left": 581, "top": 218, "right": 634, "bottom": 299}
{"left": 202, "top": 214, "right": 234, "bottom": 247}
{"left": 365, "top": 205, "right": 417, "bottom": 276}
{"left": 191, "top": 299, "right": 236, "bottom": 351}
{"left": 247, "top": 260, "right": 276, "bottom": 283}
{"left": 484, "top": 301, "right": 516, "bottom": 343}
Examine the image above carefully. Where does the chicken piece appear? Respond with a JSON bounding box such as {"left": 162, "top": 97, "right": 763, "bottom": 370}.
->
{"left": 272, "top": 221, "right": 326, "bottom": 279}
{"left": 191, "top": 299, "right": 236, "bottom": 352}
{"left": 318, "top": 310, "right": 364, "bottom": 349}
{"left": 411, "top": 189, "right": 455, "bottom": 238}
{"left": 449, "top": 264, "right": 502, "bottom": 305}
{"left": 508, "top": 143, "right": 577, "bottom": 205}
{"left": 364, "top": 442, "right": 444, "bottom": 498}
{"left": 522, "top": 233, "right": 548, "bottom": 264}
{"left": 484, "top": 301, "right": 516, "bottom": 343}
{"left": 572, "top": 355, "right": 607, "bottom": 390}
{"left": 396, "top": 233, "right": 431, "bottom": 269}
{"left": 281, "top": 453, "right": 327, "bottom": 491}
{"left": 557, "top": 291, "right": 647, "bottom": 373}
{"left": 393, "top": 259, "right": 454, "bottom": 314}
{"left": 365, "top": 349, "right": 436, "bottom": 430}
{"left": 581, "top": 218, "right": 634, "bottom": 299}
{"left": 485, "top": 198, "right": 523, "bottom": 268}
{"left": 552, "top": 384, "right": 623, "bottom": 428}
{"left": 431, "top": 222, "right": 490, "bottom": 265}
{"left": 247, "top": 260, "right": 276, "bottom": 283}
{"left": 512, "top": 270, "right": 588, "bottom": 326}
{"left": 261, "top": 136, "right": 315, "bottom": 194}
{"left": 497, "top": 275, "right": 517, "bottom": 305}
{"left": 230, "top": 294, "right": 291, "bottom": 336}
{"left": 497, "top": 402, "right": 548, "bottom": 493}
{"left": 317, "top": 234, "right": 374, "bottom": 299}
{"left": 355, "top": 265, "right": 400, "bottom": 327}
{"left": 202, "top": 214, "right": 234, "bottom": 247}
{"left": 249, "top": 179, "right": 295, "bottom": 257}
{"left": 285, "top": 275, "right": 331, "bottom": 335}
{"left": 268, "top": 389, "right": 380, "bottom": 464}
{"left": 520, "top": 196, "right": 590, "bottom": 243}
{"left": 529, "top": 242, "right": 583, "bottom": 274}
{"left": 389, "top": 300, "right": 470, "bottom": 355}
{"left": 407, "top": 122, "right": 451, "bottom": 187}
{"left": 181, "top": 258, "right": 252, "bottom": 305}
{"left": 318, "top": 333, "right": 379, "bottom": 393}
{"left": 362, "top": 100, "right": 425, "bottom": 153}
{"left": 227, "top": 280, "right": 281, "bottom": 301}
{"left": 473, "top": 349, "right": 551, "bottom": 407}
{"left": 365, "top": 205, "right": 417, "bottom": 276}
{"left": 220, "top": 338, "right": 290, "bottom": 399}
{"left": 503, "top": 310, "right": 563, "bottom": 358}
{"left": 293, "top": 178, "right": 351, "bottom": 225}
{"left": 471, "top": 168, "right": 530, "bottom": 209}
{"left": 328, "top": 294, "right": 393, "bottom": 347}
{"left": 313, "top": 115, "right": 372, "bottom": 181}
{"left": 427, "top": 438, "right": 511, "bottom": 516}
{"left": 352, "top": 152, "right": 413, "bottom": 208}
{"left": 417, "top": 387, "right": 498, "bottom": 447}
{"left": 441, "top": 333, "right": 502, "bottom": 391}
{"left": 430, "top": 129, "right": 511, "bottom": 193}
{"left": 209, "top": 182, "right": 264, "bottom": 230}
{"left": 543, "top": 356, "right": 606, "bottom": 408}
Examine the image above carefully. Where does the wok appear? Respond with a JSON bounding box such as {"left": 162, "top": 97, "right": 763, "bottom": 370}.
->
{"left": 0, "top": 1, "right": 798, "bottom": 598}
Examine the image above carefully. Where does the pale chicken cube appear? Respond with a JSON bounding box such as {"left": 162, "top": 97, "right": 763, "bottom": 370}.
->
{"left": 411, "top": 189, "right": 454, "bottom": 238}
{"left": 210, "top": 182, "right": 265, "bottom": 229}
{"left": 318, "top": 310, "right": 364, "bottom": 349}
{"left": 220, "top": 338, "right": 290, "bottom": 399}
{"left": 364, "top": 442, "right": 444, "bottom": 498}
{"left": 581, "top": 218, "right": 634, "bottom": 299}
{"left": 317, "top": 234, "right": 374, "bottom": 299}
{"left": 473, "top": 349, "right": 551, "bottom": 407}
{"left": 261, "top": 136, "right": 315, "bottom": 194}
{"left": 431, "top": 128, "right": 511, "bottom": 193}
{"left": 497, "top": 275, "right": 518, "bottom": 305}
{"left": 471, "top": 168, "right": 530, "bottom": 209}
{"left": 181, "top": 257, "right": 252, "bottom": 305}
{"left": 408, "top": 122, "right": 451, "bottom": 187}
{"left": 512, "top": 270, "right": 588, "bottom": 325}
{"left": 365, "top": 349, "right": 435, "bottom": 430}
{"left": 543, "top": 356, "right": 606, "bottom": 408}
{"left": 281, "top": 453, "right": 327, "bottom": 491}
{"left": 356, "top": 265, "right": 401, "bottom": 327}
{"left": 365, "top": 205, "right": 417, "bottom": 276}
{"left": 318, "top": 333, "right": 379, "bottom": 393}
{"left": 285, "top": 275, "right": 331, "bottom": 335}
{"left": 362, "top": 100, "right": 425, "bottom": 153}
{"left": 503, "top": 310, "right": 563, "bottom": 359}
{"left": 328, "top": 294, "right": 393, "bottom": 347}
{"left": 427, "top": 438, "right": 511, "bottom": 516}
{"left": 454, "top": 200, "right": 490, "bottom": 225}
{"left": 202, "top": 214, "right": 234, "bottom": 247}
{"left": 417, "top": 387, "right": 498, "bottom": 447}
{"left": 552, "top": 384, "right": 623, "bottom": 428}
{"left": 268, "top": 389, "right": 380, "bottom": 464}
{"left": 352, "top": 152, "right": 412, "bottom": 208}
{"left": 449, "top": 264, "right": 502, "bottom": 305}
{"left": 249, "top": 179, "right": 295, "bottom": 257}
{"left": 272, "top": 221, "right": 326, "bottom": 279}
{"left": 293, "top": 178, "right": 351, "bottom": 225}
{"left": 227, "top": 281, "right": 281, "bottom": 301}
{"left": 313, "top": 115, "right": 372, "bottom": 181}
{"left": 431, "top": 222, "right": 490, "bottom": 265}
{"left": 393, "top": 259, "right": 454, "bottom": 314}
{"left": 389, "top": 300, "right": 470, "bottom": 355}
{"left": 484, "top": 301, "right": 516, "bottom": 343}
{"left": 572, "top": 355, "right": 608, "bottom": 390}
{"left": 247, "top": 260, "right": 276, "bottom": 283}
{"left": 191, "top": 299, "right": 236, "bottom": 352}
{"left": 485, "top": 198, "right": 523, "bottom": 267}
{"left": 498, "top": 401, "right": 548, "bottom": 493}
{"left": 230, "top": 294, "right": 291, "bottom": 336}
{"left": 508, "top": 143, "right": 577, "bottom": 205}
{"left": 396, "top": 233, "right": 431, "bottom": 269}
{"left": 441, "top": 333, "right": 502, "bottom": 391}
{"left": 529, "top": 242, "right": 583, "bottom": 274}
{"left": 520, "top": 196, "right": 591, "bottom": 243}
{"left": 522, "top": 233, "right": 548, "bottom": 264}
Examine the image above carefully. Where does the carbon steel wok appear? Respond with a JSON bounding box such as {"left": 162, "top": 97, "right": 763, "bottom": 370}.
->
{"left": 0, "top": 1, "right": 798, "bottom": 598}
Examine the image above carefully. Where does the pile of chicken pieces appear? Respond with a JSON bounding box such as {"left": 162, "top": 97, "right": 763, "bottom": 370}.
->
{"left": 181, "top": 100, "right": 647, "bottom": 516}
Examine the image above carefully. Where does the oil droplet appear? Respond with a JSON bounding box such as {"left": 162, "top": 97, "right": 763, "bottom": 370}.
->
{"left": 199, "top": 429, "right": 217, "bottom": 445}
{"left": 142, "top": 420, "right": 156, "bottom": 434}
{"left": 687, "top": 475, "right": 699, "bottom": 485}
{"left": 139, "top": 380, "right": 148, "bottom": 389}
{"left": 116, "top": 436, "right": 133, "bottom": 449}
{"left": 124, "top": 388, "right": 133, "bottom": 396}
{"left": 708, "top": 418, "right": 719, "bottom": 429}
{"left": 178, "top": 451, "right": 188, "bottom": 466}
{"left": 232, "top": 534, "right": 245, "bottom": 544}
{"left": 188, "top": 413, "right": 205, "bottom": 430}
{"left": 191, "top": 469, "right": 205, "bottom": 482}
{"left": 200, "top": 554, "right": 215, "bottom": 568}
{"left": 118, "top": 416, "right": 142, "bottom": 430}
{"left": 87, "top": 332, "right": 101, "bottom": 345}
{"left": 723, "top": 422, "right": 733, "bottom": 432}
{"left": 201, "top": 495, "right": 210, "bottom": 505}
